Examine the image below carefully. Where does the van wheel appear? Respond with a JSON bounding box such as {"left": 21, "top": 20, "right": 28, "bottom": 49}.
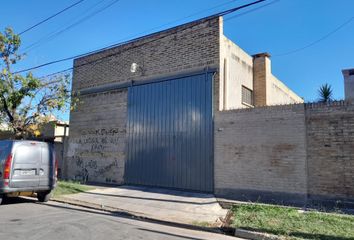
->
{"left": 37, "top": 191, "right": 52, "bottom": 202}
{"left": 0, "top": 194, "right": 3, "bottom": 205}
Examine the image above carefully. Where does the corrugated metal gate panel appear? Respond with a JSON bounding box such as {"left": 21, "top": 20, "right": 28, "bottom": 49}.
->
{"left": 125, "top": 73, "right": 213, "bottom": 192}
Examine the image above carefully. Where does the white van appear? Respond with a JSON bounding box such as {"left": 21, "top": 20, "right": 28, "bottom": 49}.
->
{"left": 0, "top": 140, "right": 57, "bottom": 204}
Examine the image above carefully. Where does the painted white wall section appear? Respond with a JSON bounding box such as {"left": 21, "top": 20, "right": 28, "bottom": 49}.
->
{"left": 220, "top": 35, "right": 254, "bottom": 110}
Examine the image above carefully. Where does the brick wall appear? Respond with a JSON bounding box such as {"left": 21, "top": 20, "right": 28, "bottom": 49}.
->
{"left": 214, "top": 104, "right": 308, "bottom": 205}
{"left": 215, "top": 102, "right": 354, "bottom": 207}
{"left": 66, "top": 17, "right": 221, "bottom": 184}
{"left": 306, "top": 102, "right": 354, "bottom": 207}
{"left": 66, "top": 90, "right": 127, "bottom": 184}
{"left": 72, "top": 17, "right": 221, "bottom": 91}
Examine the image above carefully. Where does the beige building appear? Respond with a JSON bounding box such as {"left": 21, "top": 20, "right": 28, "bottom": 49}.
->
{"left": 220, "top": 33, "right": 303, "bottom": 110}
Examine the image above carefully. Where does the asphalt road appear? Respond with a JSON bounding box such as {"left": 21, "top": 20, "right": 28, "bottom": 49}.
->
{"left": 0, "top": 197, "right": 239, "bottom": 240}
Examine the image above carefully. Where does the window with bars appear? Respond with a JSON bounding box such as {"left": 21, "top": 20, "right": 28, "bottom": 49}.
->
{"left": 242, "top": 86, "right": 253, "bottom": 106}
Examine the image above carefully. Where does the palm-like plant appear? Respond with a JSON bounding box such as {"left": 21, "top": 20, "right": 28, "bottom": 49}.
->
{"left": 318, "top": 83, "right": 333, "bottom": 103}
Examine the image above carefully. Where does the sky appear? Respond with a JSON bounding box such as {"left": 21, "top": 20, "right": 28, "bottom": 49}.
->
{"left": 1, "top": 0, "right": 354, "bottom": 120}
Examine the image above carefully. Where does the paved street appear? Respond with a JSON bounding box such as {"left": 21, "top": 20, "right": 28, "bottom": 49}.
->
{"left": 0, "top": 197, "right": 239, "bottom": 240}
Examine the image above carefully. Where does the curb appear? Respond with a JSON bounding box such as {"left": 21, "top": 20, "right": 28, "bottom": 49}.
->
{"left": 52, "top": 197, "right": 146, "bottom": 217}
{"left": 234, "top": 229, "right": 282, "bottom": 240}
{"left": 51, "top": 197, "right": 226, "bottom": 236}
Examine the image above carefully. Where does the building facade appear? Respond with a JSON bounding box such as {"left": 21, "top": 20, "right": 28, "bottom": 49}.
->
{"left": 66, "top": 16, "right": 302, "bottom": 189}
{"left": 64, "top": 16, "right": 354, "bottom": 208}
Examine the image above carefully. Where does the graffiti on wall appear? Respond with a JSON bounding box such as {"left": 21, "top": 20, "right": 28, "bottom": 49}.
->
{"left": 69, "top": 127, "right": 125, "bottom": 183}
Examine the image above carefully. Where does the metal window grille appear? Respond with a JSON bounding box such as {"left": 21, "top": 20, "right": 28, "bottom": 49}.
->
{"left": 242, "top": 86, "right": 253, "bottom": 106}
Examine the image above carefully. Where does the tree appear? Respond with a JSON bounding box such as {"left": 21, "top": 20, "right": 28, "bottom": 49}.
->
{"left": 0, "top": 27, "right": 72, "bottom": 138}
{"left": 318, "top": 83, "right": 333, "bottom": 103}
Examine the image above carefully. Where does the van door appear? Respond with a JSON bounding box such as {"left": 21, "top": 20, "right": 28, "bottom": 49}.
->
{"left": 39, "top": 143, "right": 53, "bottom": 188}
{"left": 10, "top": 142, "right": 40, "bottom": 188}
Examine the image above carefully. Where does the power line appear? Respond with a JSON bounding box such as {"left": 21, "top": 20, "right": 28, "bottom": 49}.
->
{"left": 22, "top": 0, "right": 106, "bottom": 51}
{"left": 22, "top": 0, "right": 120, "bottom": 53}
{"left": 273, "top": 16, "right": 354, "bottom": 57}
{"left": 212, "top": 0, "right": 266, "bottom": 18}
{"left": 35, "top": 0, "right": 241, "bottom": 80}
{"left": 19, "top": 0, "right": 86, "bottom": 35}
{"left": 55, "top": 0, "right": 240, "bottom": 61}
{"left": 38, "top": 68, "right": 74, "bottom": 80}
{"left": 133, "top": 0, "right": 239, "bottom": 37}
{"left": 23, "top": 0, "right": 243, "bottom": 53}
{"left": 15, "top": 0, "right": 267, "bottom": 75}
{"left": 224, "top": 0, "right": 280, "bottom": 22}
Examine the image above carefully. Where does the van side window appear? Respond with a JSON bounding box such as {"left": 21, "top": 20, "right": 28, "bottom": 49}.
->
{"left": 0, "top": 143, "right": 10, "bottom": 160}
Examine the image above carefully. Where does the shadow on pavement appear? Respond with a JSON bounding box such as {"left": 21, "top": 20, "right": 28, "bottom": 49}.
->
{"left": 82, "top": 191, "right": 218, "bottom": 205}
{"left": 1, "top": 196, "right": 36, "bottom": 205}
{"left": 86, "top": 184, "right": 215, "bottom": 199}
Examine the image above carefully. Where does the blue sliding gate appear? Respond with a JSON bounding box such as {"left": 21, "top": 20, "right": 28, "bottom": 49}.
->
{"left": 125, "top": 72, "right": 214, "bottom": 192}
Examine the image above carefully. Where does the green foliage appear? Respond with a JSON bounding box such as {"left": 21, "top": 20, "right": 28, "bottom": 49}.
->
{"left": 232, "top": 203, "right": 354, "bottom": 239}
{"left": 0, "top": 27, "right": 74, "bottom": 138}
{"left": 318, "top": 83, "right": 333, "bottom": 103}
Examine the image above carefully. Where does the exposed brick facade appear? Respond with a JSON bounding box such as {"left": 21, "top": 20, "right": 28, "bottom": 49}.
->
{"left": 72, "top": 18, "right": 221, "bottom": 91}
{"left": 66, "top": 90, "right": 127, "bottom": 183}
{"left": 214, "top": 104, "right": 308, "bottom": 205}
{"left": 306, "top": 102, "right": 354, "bottom": 207}
{"left": 67, "top": 17, "right": 221, "bottom": 184}
{"left": 215, "top": 102, "right": 354, "bottom": 207}
{"left": 66, "top": 13, "right": 353, "bottom": 208}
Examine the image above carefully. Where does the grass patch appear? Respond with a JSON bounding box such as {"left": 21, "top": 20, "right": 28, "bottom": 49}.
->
{"left": 231, "top": 204, "right": 354, "bottom": 240}
{"left": 191, "top": 221, "right": 213, "bottom": 228}
{"left": 53, "top": 181, "right": 94, "bottom": 197}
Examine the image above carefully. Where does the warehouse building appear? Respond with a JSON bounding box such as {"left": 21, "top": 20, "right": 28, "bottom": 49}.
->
{"left": 65, "top": 16, "right": 303, "bottom": 193}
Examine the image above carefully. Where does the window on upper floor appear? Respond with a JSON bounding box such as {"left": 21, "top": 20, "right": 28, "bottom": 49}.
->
{"left": 242, "top": 85, "right": 253, "bottom": 106}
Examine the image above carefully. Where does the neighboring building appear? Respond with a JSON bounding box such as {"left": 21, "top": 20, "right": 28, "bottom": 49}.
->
{"left": 220, "top": 40, "right": 303, "bottom": 110}
{"left": 343, "top": 68, "right": 354, "bottom": 103}
{"left": 40, "top": 121, "right": 69, "bottom": 179}
{"left": 65, "top": 15, "right": 303, "bottom": 191}
{"left": 40, "top": 120, "right": 69, "bottom": 143}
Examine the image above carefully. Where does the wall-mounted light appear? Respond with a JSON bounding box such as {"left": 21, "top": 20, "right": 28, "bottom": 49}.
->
{"left": 130, "top": 63, "right": 139, "bottom": 73}
{"left": 130, "top": 62, "right": 145, "bottom": 75}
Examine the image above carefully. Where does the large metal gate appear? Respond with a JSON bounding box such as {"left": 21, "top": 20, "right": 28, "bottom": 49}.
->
{"left": 125, "top": 72, "right": 214, "bottom": 192}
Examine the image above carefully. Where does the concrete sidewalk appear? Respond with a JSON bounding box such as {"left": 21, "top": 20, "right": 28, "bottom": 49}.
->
{"left": 54, "top": 185, "right": 228, "bottom": 226}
